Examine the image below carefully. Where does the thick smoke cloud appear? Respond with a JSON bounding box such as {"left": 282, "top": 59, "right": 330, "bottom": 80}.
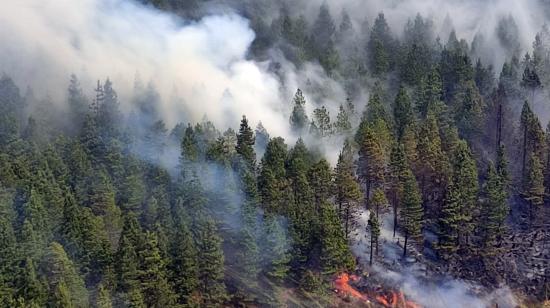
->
{"left": 2, "top": 0, "right": 548, "bottom": 151}
{"left": 0, "top": 0, "right": 291, "bottom": 137}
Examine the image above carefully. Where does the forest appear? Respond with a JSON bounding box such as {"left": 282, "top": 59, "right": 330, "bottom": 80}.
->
{"left": 0, "top": 0, "right": 549, "bottom": 307}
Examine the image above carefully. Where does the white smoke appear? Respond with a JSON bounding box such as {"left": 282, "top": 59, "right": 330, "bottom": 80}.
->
{"left": 0, "top": 0, "right": 293, "bottom": 138}
{"left": 351, "top": 209, "right": 519, "bottom": 308}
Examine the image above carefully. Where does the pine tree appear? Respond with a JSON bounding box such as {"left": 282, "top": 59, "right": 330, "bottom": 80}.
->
{"left": 137, "top": 231, "right": 176, "bottom": 308}
{"left": 194, "top": 217, "right": 226, "bottom": 305}
{"left": 368, "top": 212, "right": 381, "bottom": 266}
{"left": 438, "top": 180, "right": 461, "bottom": 256}
{"left": 357, "top": 127, "right": 385, "bottom": 207}
{"left": 524, "top": 154, "right": 544, "bottom": 215}
{"left": 319, "top": 202, "right": 355, "bottom": 274}
{"left": 394, "top": 86, "right": 414, "bottom": 140}
{"left": 0, "top": 213, "right": 18, "bottom": 296}
{"left": 401, "top": 169, "right": 423, "bottom": 257}
{"left": 286, "top": 139, "right": 314, "bottom": 272}
{"left": 450, "top": 140, "right": 479, "bottom": 246}
{"left": 415, "top": 68, "right": 444, "bottom": 118}
{"left": 521, "top": 66, "right": 542, "bottom": 102}
{"left": 481, "top": 163, "right": 509, "bottom": 249}
{"left": 334, "top": 104, "right": 352, "bottom": 135}
{"left": 308, "top": 159, "right": 333, "bottom": 213}
{"left": 170, "top": 224, "right": 199, "bottom": 306}
{"left": 520, "top": 101, "right": 544, "bottom": 177}
{"left": 97, "top": 78, "right": 121, "bottom": 138}
{"left": 289, "top": 89, "right": 309, "bottom": 133}
{"left": 370, "top": 188, "right": 388, "bottom": 218}
{"left": 258, "top": 137, "right": 288, "bottom": 214}
{"left": 311, "top": 106, "right": 332, "bottom": 137}
{"left": 67, "top": 75, "right": 89, "bottom": 134}
{"left": 40, "top": 242, "right": 88, "bottom": 308}
{"left": 388, "top": 144, "right": 408, "bottom": 237}
{"left": 334, "top": 140, "right": 362, "bottom": 237}
{"left": 262, "top": 214, "right": 290, "bottom": 282}
{"left": 368, "top": 13, "right": 394, "bottom": 75}
{"left": 254, "top": 122, "right": 269, "bottom": 156}
{"left": 116, "top": 215, "right": 141, "bottom": 295}
{"left": 416, "top": 111, "right": 448, "bottom": 207}
{"left": 95, "top": 284, "right": 113, "bottom": 308}
{"left": 236, "top": 115, "right": 256, "bottom": 166}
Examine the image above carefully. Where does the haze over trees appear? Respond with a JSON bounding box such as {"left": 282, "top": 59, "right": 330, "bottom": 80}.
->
{"left": 0, "top": 0, "right": 549, "bottom": 306}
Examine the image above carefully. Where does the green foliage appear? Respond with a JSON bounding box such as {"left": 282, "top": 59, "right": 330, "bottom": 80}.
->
{"left": 41, "top": 242, "right": 88, "bottom": 308}
{"left": 319, "top": 202, "right": 355, "bottom": 274}
{"left": 368, "top": 13, "right": 395, "bottom": 75}
{"left": 401, "top": 169, "right": 423, "bottom": 251}
{"left": 289, "top": 89, "right": 309, "bottom": 133}
{"left": 194, "top": 216, "right": 227, "bottom": 305}
{"left": 524, "top": 154, "right": 544, "bottom": 207}
{"left": 236, "top": 115, "right": 256, "bottom": 166}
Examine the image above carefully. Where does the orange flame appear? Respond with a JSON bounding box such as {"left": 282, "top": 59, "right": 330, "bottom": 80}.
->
{"left": 333, "top": 273, "right": 370, "bottom": 303}
{"left": 333, "top": 273, "right": 422, "bottom": 308}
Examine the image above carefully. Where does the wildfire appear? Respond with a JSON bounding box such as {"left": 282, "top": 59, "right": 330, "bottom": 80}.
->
{"left": 334, "top": 273, "right": 371, "bottom": 303}
{"left": 333, "top": 273, "right": 421, "bottom": 308}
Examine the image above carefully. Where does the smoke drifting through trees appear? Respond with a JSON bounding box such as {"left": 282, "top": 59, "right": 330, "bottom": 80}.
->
{"left": 3, "top": 0, "right": 549, "bottom": 141}
{"left": 1, "top": 0, "right": 550, "bottom": 306}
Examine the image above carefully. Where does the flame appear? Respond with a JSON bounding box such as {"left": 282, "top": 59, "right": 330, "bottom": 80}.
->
{"left": 333, "top": 273, "right": 422, "bottom": 308}
{"left": 333, "top": 273, "right": 370, "bottom": 303}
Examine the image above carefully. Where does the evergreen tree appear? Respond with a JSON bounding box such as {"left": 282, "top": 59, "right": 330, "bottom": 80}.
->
{"left": 394, "top": 86, "right": 414, "bottom": 140}
{"left": 438, "top": 180, "right": 461, "bottom": 256}
{"left": 521, "top": 66, "right": 542, "bottom": 101}
{"left": 334, "top": 140, "right": 362, "bottom": 237}
{"left": 308, "top": 159, "right": 333, "bottom": 213}
{"left": 370, "top": 188, "right": 388, "bottom": 218}
{"left": 311, "top": 106, "right": 332, "bottom": 137}
{"left": 450, "top": 140, "right": 479, "bottom": 246}
{"left": 319, "top": 202, "right": 355, "bottom": 274}
{"left": 137, "top": 231, "right": 176, "bottom": 308}
{"left": 388, "top": 144, "right": 408, "bottom": 237}
{"left": 116, "top": 215, "right": 141, "bottom": 296}
{"left": 194, "top": 217, "right": 226, "bottom": 305}
{"left": 334, "top": 104, "right": 352, "bottom": 135}
{"left": 481, "top": 163, "right": 509, "bottom": 249}
{"left": 357, "top": 127, "right": 385, "bottom": 207}
{"left": 368, "top": 212, "right": 381, "bottom": 266}
{"left": 289, "top": 89, "right": 309, "bottom": 133}
{"left": 95, "top": 284, "right": 113, "bottom": 308}
{"left": 236, "top": 115, "right": 256, "bottom": 166}
{"left": 40, "top": 242, "right": 88, "bottom": 308}
{"left": 401, "top": 169, "right": 423, "bottom": 257}
{"left": 67, "top": 75, "right": 89, "bottom": 134}
{"left": 16, "top": 258, "right": 46, "bottom": 307}
{"left": 0, "top": 214, "right": 18, "bottom": 302}
{"left": 97, "top": 79, "right": 121, "bottom": 138}
{"left": 262, "top": 215, "right": 290, "bottom": 282}
{"left": 524, "top": 154, "right": 544, "bottom": 211}
{"left": 170, "top": 224, "right": 199, "bottom": 306}
{"left": 258, "top": 137, "right": 288, "bottom": 214}
{"left": 368, "top": 13, "right": 394, "bottom": 75}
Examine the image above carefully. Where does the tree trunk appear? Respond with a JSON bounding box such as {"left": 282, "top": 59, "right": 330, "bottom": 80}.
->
{"left": 521, "top": 124, "right": 527, "bottom": 180}
{"left": 345, "top": 206, "right": 350, "bottom": 238}
{"left": 365, "top": 180, "right": 371, "bottom": 209}
{"left": 403, "top": 230, "right": 409, "bottom": 258}
{"left": 496, "top": 103, "right": 502, "bottom": 151}
{"left": 393, "top": 192, "right": 398, "bottom": 238}
{"left": 370, "top": 238, "right": 374, "bottom": 266}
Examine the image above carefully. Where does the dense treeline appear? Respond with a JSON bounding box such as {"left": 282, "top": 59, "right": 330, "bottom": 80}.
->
{"left": 0, "top": 1, "right": 549, "bottom": 306}
{"left": 0, "top": 73, "right": 360, "bottom": 306}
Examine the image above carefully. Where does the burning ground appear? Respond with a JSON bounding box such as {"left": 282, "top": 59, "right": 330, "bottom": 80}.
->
{"left": 332, "top": 210, "right": 521, "bottom": 308}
